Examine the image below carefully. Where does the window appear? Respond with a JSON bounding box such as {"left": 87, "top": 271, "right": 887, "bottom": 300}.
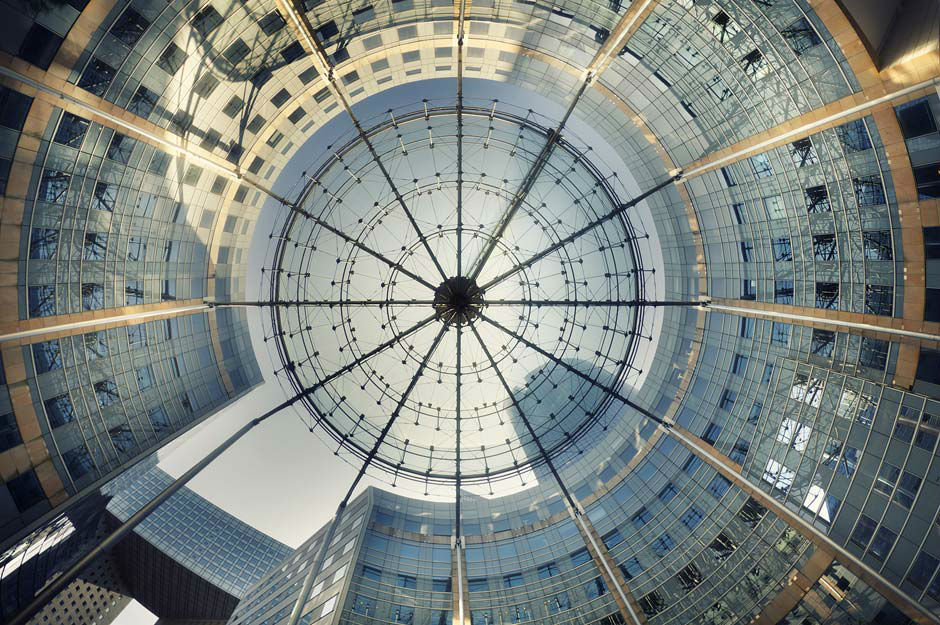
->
{"left": 639, "top": 591, "right": 665, "bottom": 617}
{"left": 397, "top": 574, "right": 416, "bottom": 589}
{"left": 742, "top": 279, "right": 756, "bottom": 300}
{"left": 676, "top": 562, "right": 703, "bottom": 592}
{"left": 136, "top": 366, "right": 155, "bottom": 391}
{"left": 805, "top": 185, "right": 830, "bottom": 213}
{"left": 896, "top": 98, "right": 937, "bottom": 139}
{"left": 721, "top": 166, "right": 737, "bottom": 187}
{"left": 584, "top": 576, "right": 607, "bottom": 599}
{"left": 815, "top": 282, "right": 838, "bottom": 309}
{"left": 740, "top": 49, "right": 767, "bottom": 78}
{"left": 762, "top": 458, "right": 795, "bottom": 491}
{"left": 107, "top": 133, "right": 134, "bottom": 163}
{"left": 869, "top": 526, "right": 897, "bottom": 561}
{"left": 729, "top": 438, "right": 750, "bottom": 463}
{"left": 749, "top": 153, "right": 773, "bottom": 177}
{"left": 619, "top": 557, "right": 643, "bottom": 580}
{"left": 738, "top": 498, "right": 766, "bottom": 528}
{"left": 854, "top": 176, "right": 885, "bottom": 206}
{"left": 54, "top": 112, "right": 90, "bottom": 147}
{"left": 709, "top": 532, "right": 737, "bottom": 561}
{"left": 659, "top": 483, "right": 678, "bottom": 504}
{"left": 129, "top": 86, "right": 157, "bottom": 117}
{"left": 632, "top": 507, "right": 652, "bottom": 529}
{"left": 838, "top": 446, "right": 859, "bottom": 476}
{"left": 894, "top": 471, "right": 922, "bottom": 508}
{"left": 731, "top": 353, "right": 748, "bottom": 375}
{"left": 571, "top": 548, "right": 591, "bottom": 566}
{"left": 92, "top": 182, "right": 115, "bottom": 212}
{"left": 781, "top": 17, "right": 821, "bottom": 55}
{"left": 731, "top": 202, "right": 746, "bottom": 224}
{"left": 789, "top": 137, "right": 818, "bottom": 166}
{"left": 77, "top": 58, "right": 116, "bottom": 96}
{"left": 467, "top": 578, "right": 488, "bottom": 592}
{"left": 128, "top": 236, "right": 146, "bottom": 261}
{"left": 907, "top": 552, "right": 940, "bottom": 590}
{"left": 771, "top": 237, "right": 792, "bottom": 262}
{"left": 7, "top": 470, "right": 45, "bottom": 511}
{"left": 859, "top": 337, "right": 889, "bottom": 369}
{"left": 915, "top": 429, "right": 937, "bottom": 451}
{"left": 802, "top": 485, "right": 840, "bottom": 523}
{"left": 259, "top": 10, "right": 286, "bottom": 35}
{"left": 109, "top": 425, "right": 135, "bottom": 453}
{"left": 110, "top": 8, "right": 148, "bottom": 46}
{"left": 29, "top": 228, "right": 58, "bottom": 259}
{"left": 63, "top": 445, "right": 94, "bottom": 478}
{"left": 192, "top": 5, "right": 223, "bottom": 37}
{"left": 864, "top": 285, "right": 893, "bottom": 316}
{"left": 361, "top": 565, "right": 381, "bottom": 581}
{"left": 914, "top": 162, "right": 940, "bottom": 199}
{"left": 719, "top": 390, "right": 736, "bottom": 410}
{"left": 702, "top": 422, "right": 722, "bottom": 444}
{"left": 125, "top": 281, "right": 144, "bottom": 305}
{"left": 44, "top": 394, "right": 75, "bottom": 427}
{"left": 707, "top": 474, "right": 731, "bottom": 498}
{"left": 739, "top": 241, "right": 754, "bottom": 262}
{"left": 652, "top": 533, "right": 675, "bottom": 557}
{"left": 836, "top": 118, "right": 872, "bottom": 152}
{"left": 537, "top": 562, "right": 558, "bottom": 579}
{"left": 763, "top": 195, "right": 786, "bottom": 219}
{"left": 83, "top": 232, "right": 108, "bottom": 260}
{"left": 82, "top": 283, "right": 104, "bottom": 310}
{"left": 0, "top": 412, "right": 23, "bottom": 452}
{"left": 681, "top": 505, "right": 704, "bottom": 530}
{"left": 19, "top": 23, "right": 63, "bottom": 70}
{"left": 774, "top": 280, "right": 794, "bottom": 304}
{"left": 83, "top": 332, "right": 107, "bottom": 360}
{"left": 32, "top": 339, "right": 62, "bottom": 374}
{"left": 94, "top": 379, "right": 119, "bottom": 406}
{"left": 739, "top": 317, "right": 754, "bottom": 338}
{"left": 812, "top": 234, "right": 837, "bottom": 260}
{"left": 39, "top": 170, "right": 69, "bottom": 204}
{"left": 811, "top": 329, "right": 835, "bottom": 357}
{"left": 863, "top": 230, "right": 892, "bottom": 260}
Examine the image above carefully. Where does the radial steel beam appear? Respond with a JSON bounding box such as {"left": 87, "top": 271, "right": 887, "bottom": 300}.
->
{"left": 479, "top": 173, "right": 681, "bottom": 292}
{"left": 480, "top": 313, "right": 940, "bottom": 625}
{"left": 278, "top": 0, "right": 450, "bottom": 283}
{"left": 213, "top": 300, "right": 436, "bottom": 307}
{"left": 284, "top": 197, "right": 438, "bottom": 291}
{"left": 468, "top": 324, "right": 643, "bottom": 625}
{"left": 483, "top": 299, "right": 706, "bottom": 307}
{"left": 285, "top": 325, "right": 447, "bottom": 625}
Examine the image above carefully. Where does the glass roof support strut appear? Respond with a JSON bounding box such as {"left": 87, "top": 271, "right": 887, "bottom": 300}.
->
{"left": 468, "top": 325, "right": 643, "bottom": 625}
{"left": 285, "top": 325, "right": 446, "bottom": 625}
{"left": 479, "top": 172, "right": 683, "bottom": 292}
{"left": 4, "top": 393, "right": 309, "bottom": 625}
{"left": 279, "top": 0, "right": 450, "bottom": 283}
{"left": 479, "top": 313, "right": 940, "bottom": 625}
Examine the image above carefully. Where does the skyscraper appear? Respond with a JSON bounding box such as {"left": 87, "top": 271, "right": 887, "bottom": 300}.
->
{"left": 0, "top": 0, "right": 938, "bottom": 624}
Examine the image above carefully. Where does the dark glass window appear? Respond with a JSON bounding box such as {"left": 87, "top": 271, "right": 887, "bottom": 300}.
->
{"left": 860, "top": 338, "right": 889, "bottom": 370}
{"left": 681, "top": 506, "right": 704, "bottom": 530}
{"left": 721, "top": 166, "right": 737, "bottom": 187}
{"left": 259, "top": 11, "right": 286, "bottom": 35}
{"left": 789, "top": 137, "right": 818, "bottom": 166}
{"left": 854, "top": 176, "right": 885, "bottom": 206}
{"left": 719, "top": 390, "right": 736, "bottom": 410}
{"left": 749, "top": 153, "right": 772, "bottom": 177}
{"left": 28, "top": 285, "right": 56, "bottom": 317}
{"left": 192, "top": 73, "right": 219, "bottom": 98}
{"left": 107, "top": 133, "right": 134, "bottom": 163}
{"left": 740, "top": 49, "right": 765, "bottom": 78}
{"left": 771, "top": 237, "right": 792, "bottom": 262}
{"left": 94, "top": 379, "right": 119, "bottom": 406}
{"left": 0, "top": 412, "right": 22, "bottom": 452}
{"left": 316, "top": 19, "right": 339, "bottom": 41}
{"left": 639, "top": 591, "right": 665, "bottom": 617}
{"left": 731, "top": 353, "right": 748, "bottom": 375}
{"left": 77, "top": 58, "right": 116, "bottom": 96}
{"left": 82, "top": 283, "right": 104, "bottom": 310}
{"left": 781, "top": 17, "right": 821, "bottom": 55}
{"left": 537, "top": 562, "right": 558, "bottom": 579}
{"left": 676, "top": 562, "right": 703, "bottom": 592}
{"left": 896, "top": 98, "right": 937, "bottom": 139}
{"left": 432, "top": 578, "right": 451, "bottom": 592}
{"left": 125, "top": 280, "right": 144, "bottom": 305}
{"left": 109, "top": 425, "right": 135, "bottom": 453}
{"left": 914, "top": 163, "right": 940, "bottom": 199}
{"left": 0, "top": 87, "right": 33, "bottom": 131}
{"left": 926, "top": 227, "right": 940, "bottom": 259}
{"left": 570, "top": 548, "right": 591, "bottom": 566}
{"left": 32, "top": 340, "right": 62, "bottom": 373}
{"left": 19, "top": 24, "right": 63, "bottom": 70}
{"left": 92, "top": 181, "right": 115, "bottom": 212}
{"left": 805, "top": 185, "right": 830, "bottom": 213}
{"left": 83, "top": 232, "right": 108, "bottom": 260}
{"left": 128, "top": 236, "right": 146, "bottom": 261}
{"left": 54, "top": 112, "right": 90, "bottom": 147}
{"left": 907, "top": 552, "right": 940, "bottom": 590}
{"left": 136, "top": 366, "right": 155, "bottom": 391}
{"left": 192, "top": 5, "right": 223, "bottom": 37}
{"left": 652, "top": 533, "right": 675, "bottom": 557}
{"left": 729, "top": 438, "right": 750, "bottom": 463}
{"left": 584, "top": 576, "right": 607, "bottom": 599}
{"left": 869, "top": 526, "right": 897, "bottom": 561}
{"left": 602, "top": 529, "right": 623, "bottom": 549}
{"left": 813, "top": 234, "right": 837, "bottom": 260}
{"left": 467, "top": 578, "right": 488, "bottom": 592}
{"left": 709, "top": 532, "right": 737, "bottom": 560}
{"left": 63, "top": 445, "right": 94, "bottom": 478}
{"left": 129, "top": 86, "right": 158, "bottom": 118}
{"left": 128, "top": 324, "right": 146, "bottom": 348}
{"left": 83, "top": 332, "right": 108, "bottom": 360}
{"left": 815, "top": 282, "right": 839, "bottom": 310}
{"left": 836, "top": 118, "right": 872, "bottom": 152}
{"left": 865, "top": 285, "right": 893, "bottom": 316}
{"left": 502, "top": 573, "right": 522, "bottom": 588}
{"left": 738, "top": 498, "right": 767, "bottom": 528}
{"left": 741, "top": 279, "right": 756, "bottom": 300}
{"left": 223, "top": 39, "right": 251, "bottom": 65}
{"left": 850, "top": 514, "right": 877, "bottom": 548}
{"left": 110, "top": 9, "right": 149, "bottom": 46}
{"left": 632, "top": 507, "right": 652, "bottom": 529}
{"left": 29, "top": 228, "right": 58, "bottom": 259}
{"left": 620, "top": 557, "right": 643, "bottom": 580}
{"left": 271, "top": 89, "right": 291, "bottom": 108}
{"left": 658, "top": 483, "right": 678, "bottom": 504}
{"left": 707, "top": 474, "right": 731, "bottom": 499}
{"left": 811, "top": 329, "right": 835, "bottom": 357}
{"left": 44, "top": 393, "right": 75, "bottom": 427}
{"left": 281, "top": 41, "right": 306, "bottom": 64}
{"left": 39, "top": 170, "right": 69, "bottom": 204}
{"left": 397, "top": 574, "right": 416, "bottom": 589}
{"left": 7, "top": 470, "right": 44, "bottom": 511}
{"left": 732, "top": 202, "right": 746, "bottom": 224}
{"left": 863, "top": 230, "right": 893, "bottom": 260}
{"left": 739, "top": 241, "right": 753, "bottom": 262}
{"left": 775, "top": 280, "right": 794, "bottom": 304}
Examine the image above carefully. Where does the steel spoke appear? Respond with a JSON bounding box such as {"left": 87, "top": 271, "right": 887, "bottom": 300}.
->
{"left": 479, "top": 313, "right": 669, "bottom": 428}
{"left": 467, "top": 81, "right": 591, "bottom": 283}
{"left": 479, "top": 173, "right": 681, "bottom": 292}
{"left": 287, "top": 199, "right": 438, "bottom": 291}
{"left": 481, "top": 299, "right": 706, "bottom": 307}
{"left": 456, "top": 0, "right": 466, "bottom": 280}
{"left": 468, "top": 324, "right": 580, "bottom": 506}
{"left": 216, "top": 300, "right": 435, "bottom": 307}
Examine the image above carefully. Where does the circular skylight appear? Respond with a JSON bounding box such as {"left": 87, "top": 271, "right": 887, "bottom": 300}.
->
{"left": 261, "top": 100, "right": 651, "bottom": 487}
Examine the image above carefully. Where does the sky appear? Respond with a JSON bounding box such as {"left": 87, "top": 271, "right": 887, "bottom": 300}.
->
{"left": 110, "top": 74, "right": 668, "bottom": 625}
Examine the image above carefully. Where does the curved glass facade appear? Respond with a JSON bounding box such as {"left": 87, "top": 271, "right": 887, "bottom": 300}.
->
{"left": 0, "top": 0, "right": 938, "bottom": 624}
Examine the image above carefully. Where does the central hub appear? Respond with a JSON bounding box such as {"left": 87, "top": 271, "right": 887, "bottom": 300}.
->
{"left": 433, "top": 276, "right": 484, "bottom": 326}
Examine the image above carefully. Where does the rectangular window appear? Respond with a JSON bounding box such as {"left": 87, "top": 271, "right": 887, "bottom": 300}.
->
{"left": 739, "top": 241, "right": 754, "bottom": 262}
{"left": 740, "top": 49, "right": 767, "bottom": 78}
{"left": 865, "top": 285, "right": 893, "bottom": 316}
{"left": 83, "top": 332, "right": 107, "bottom": 360}
{"left": 82, "top": 283, "right": 104, "bottom": 310}
{"left": 775, "top": 280, "right": 794, "bottom": 304}
{"left": 32, "top": 340, "right": 62, "bottom": 373}
{"left": 869, "top": 526, "right": 897, "bottom": 561}
{"left": 815, "top": 282, "right": 839, "bottom": 309}
{"left": 805, "top": 185, "right": 831, "bottom": 213}
{"left": 94, "top": 379, "right": 119, "bottom": 406}
{"left": 731, "top": 353, "right": 748, "bottom": 375}
{"left": 681, "top": 505, "right": 704, "bottom": 530}
{"left": 63, "top": 446, "right": 94, "bottom": 479}
{"left": 658, "top": 483, "right": 678, "bottom": 504}
{"left": 781, "top": 17, "right": 821, "bottom": 55}
{"left": 192, "top": 5, "right": 223, "bottom": 37}
{"left": 721, "top": 166, "right": 737, "bottom": 187}
{"left": 77, "top": 58, "right": 116, "bottom": 96}
{"left": 732, "top": 202, "right": 746, "bottom": 224}
{"left": 719, "top": 390, "right": 736, "bottom": 411}
{"left": 729, "top": 438, "right": 750, "bottom": 463}
{"left": 157, "top": 42, "right": 186, "bottom": 75}
{"left": 83, "top": 232, "right": 108, "bottom": 260}
{"left": 789, "top": 137, "right": 818, "bottom": 166}
{"left": 854, "top": 175, "right": 885, "bottom": 206}
{"left": 44, "top": 394, "right": 75, "bottom": 427}
{"left": 836, "top": 118, "right": 872, "bottom": 152}
{"left": 136, "top": 366, "right": 154, "bottom": 391}
{"left": 813, "top": 234, "right": 837, "bottom": 260}
{"left": 92, "top": 182, "right": 115, "bottom": 212}
{"left": 741, "top": 279, "right": 756, "bottom": 300}
{"left": 125, "top": 281, "right": 144, "bottom": 305}
{"left": 763, "top": 195, "right": 786, "bottom": 219}
{"left": 749, "top": 153, "right": 773, "bottom": 178}
{"left": 651, "top": 533, "right": 675, "bottom": 557}
{"left": 632, "top": 507, "right": 652, "bottom": 529}
{"left": 914, "top": 162, "right": 940, "bottom": 199}
{"left": 29, "top": 228, "right": 58, "bottom": 259}
{"left": 811, "top": 329, "right": 835, "bottom": 357}
{"left": 863, "top": 230, "right": 892, "bottom": 260}
{"left": 702, "top": 422, "right": 722, "bottom": 444}
{"left": 771, "top": 237, "right": 792, "bottom": 262}
{"left": 895, "top": 98, "right": 937, "bottom": 139}
{"left": 54, "top": 112, "right": 90, "bottom": 147}
{"left": 707, "top": 474, "right": 731, "bottom": 498}
{"left": 0, "top": 412, "right": 23, "bottom": 452}
{"left": 709, "top": 532, "right": 737, "bottom": 560}
{"left": 762, "top": 458, "right": 795, "bottom": 491}
{"left": 259, "top": 10, "right": 286, "bottom": 35}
